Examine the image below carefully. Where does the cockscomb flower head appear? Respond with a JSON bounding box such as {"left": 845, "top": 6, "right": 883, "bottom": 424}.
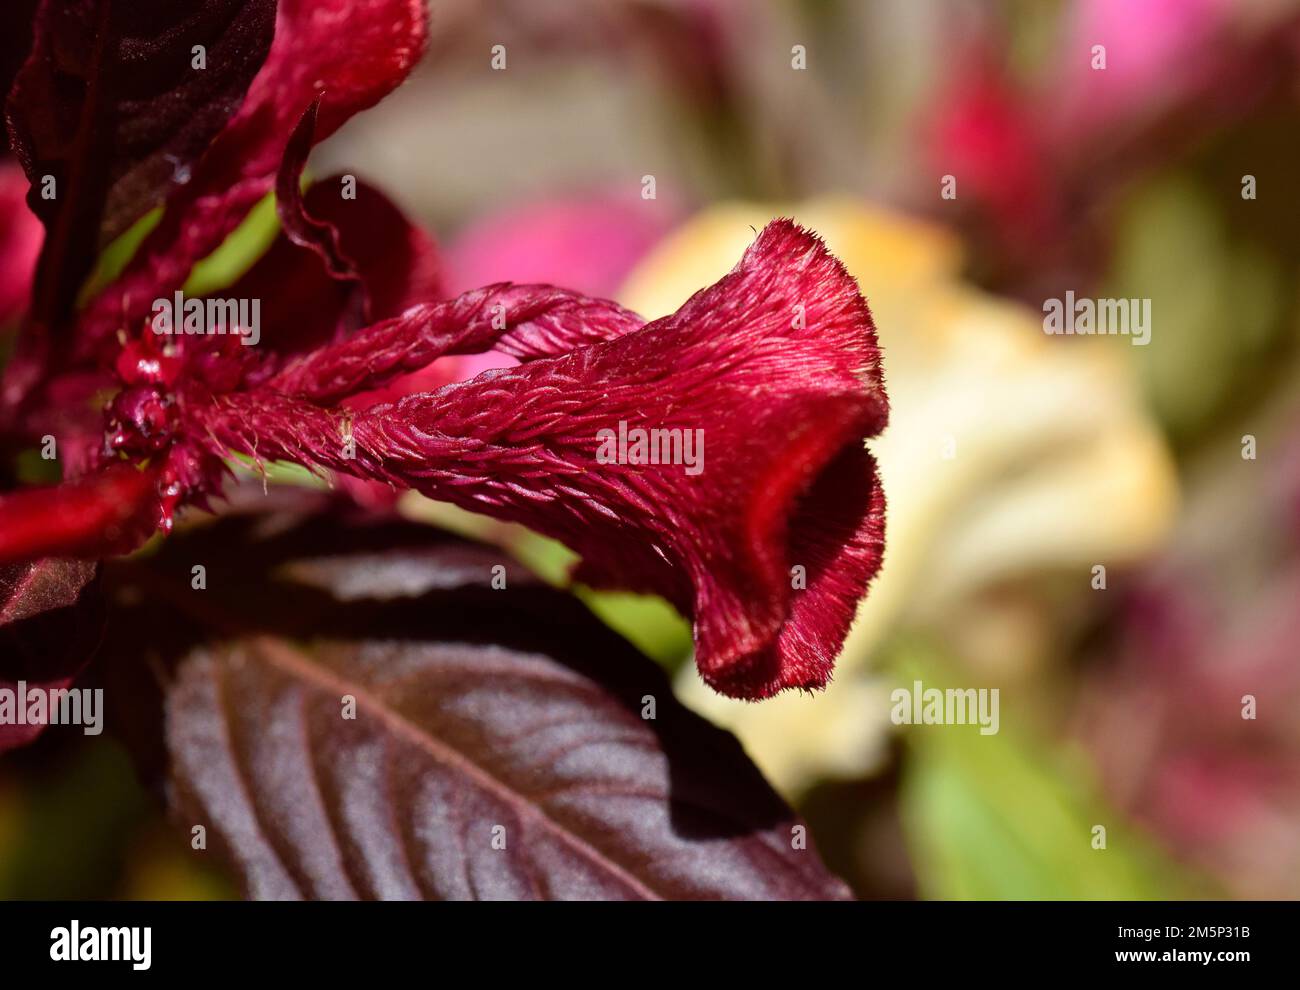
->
{"left": 0, "top": 0, "right": 887, "bottom": 701}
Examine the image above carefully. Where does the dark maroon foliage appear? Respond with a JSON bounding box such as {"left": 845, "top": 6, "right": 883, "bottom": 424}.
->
{"left": 169, "top": 637, "right": 846, "bottom": 899}
{"left": 169, "top": 634, "right": 844, "bottom": 899}
{"left": 0, "top": 556, "right": 102, "bottom": 752}
{"left": 72, "top": 0, "right": 430, "bottom": 369}
{"left": 0, "top": 1, "right": 40, "bottom": 150}
{"left": 7, "top": 0, "right": 276, "bottom": 351}
{"left": 0, "top": 0, "right": 887, "bottom": 899}
{"left": 99, "top": 504, "right": 849, "bottom": 899}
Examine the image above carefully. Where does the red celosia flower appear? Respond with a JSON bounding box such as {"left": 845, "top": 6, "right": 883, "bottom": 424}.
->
{"left": 0, "top": 0, "right": 887, "bottom": 700}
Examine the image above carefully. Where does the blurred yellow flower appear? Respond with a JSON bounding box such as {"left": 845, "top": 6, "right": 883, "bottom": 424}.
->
{"left": 619, "top": 199, "right": 1180, "bottom": 795}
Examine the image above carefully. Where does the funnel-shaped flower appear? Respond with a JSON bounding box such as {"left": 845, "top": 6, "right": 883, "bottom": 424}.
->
{"left": 629, "top": 200, "right": 1177, "bottom": 788}
{"left": 0, "top": 1, "right": 887, "bottom": 703}
{"left": 195, "top": 221, "right": 887, "bottom": 698}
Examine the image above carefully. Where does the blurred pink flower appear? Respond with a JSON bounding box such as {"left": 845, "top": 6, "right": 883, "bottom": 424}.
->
{"left": 0, "top": 160, "right": 42, "bottom": 325}
{"left": 447, "top": 193, "right": 679, "bottom": 300}
{"left": 923, "top": 50, "right": 1058, "bottom": 263}
{"left": 1054, "top": 0, "right": 1230, "bottom": 137}
{"left": 922, "top": 0, "right": 1299, "bottom": 284}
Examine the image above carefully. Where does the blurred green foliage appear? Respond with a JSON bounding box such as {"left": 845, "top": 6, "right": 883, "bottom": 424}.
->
{"left": 895, "top": 646, "right": 1208, "bottom": 900}
{"left": 1108, "top": 175, "right": 1286, "bottom": 442}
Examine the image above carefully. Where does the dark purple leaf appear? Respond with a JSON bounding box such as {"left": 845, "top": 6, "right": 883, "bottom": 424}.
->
{"left": 165, "top": 636, "right": 847, "bottom": 901}
{"left": 5, "top": 0, "right": 277, "bottom": 334}
{"left": 75, "top": 0, "right": 429, "bottom": 365}
{"left": 100, "top": 498, "right": 851, "bottom": 899}
{"left": 0, "top": 556, "right": 102, "bottom": 752}
{"left": 0, "top": 0, "right": 39, "bottom": 150}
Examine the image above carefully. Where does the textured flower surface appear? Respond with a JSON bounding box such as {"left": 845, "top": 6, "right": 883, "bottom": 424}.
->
{"left": 619, "top": 200, "right": 1178, "bottom": 791}
{"left": 0, "top": 0, "right": 887, "bottom": 705}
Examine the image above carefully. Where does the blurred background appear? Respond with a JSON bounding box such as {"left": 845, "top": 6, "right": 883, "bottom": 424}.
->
{"left": 4, "top": 0, "right": 1300, "bottom": 899}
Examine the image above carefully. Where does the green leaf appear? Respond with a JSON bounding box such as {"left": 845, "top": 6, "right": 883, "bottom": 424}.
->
{"left": 894, "top": 647, "right": 1206, "bottom": 899}
{"left": 79, "top": 208, "right": 162, "bottom": 305}
{"left": 1106, "top": 175, "right": 1284, "bottom": 440}
{"left": 184, "top": 190, "right": 280, "bottom": 296}
{"left": 80, "top": 187, "right": 280, "bottom": 309}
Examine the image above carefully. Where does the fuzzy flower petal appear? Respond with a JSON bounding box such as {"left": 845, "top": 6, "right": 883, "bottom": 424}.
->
{"left": 633, "top": 200, "right": 1179, "bottom": 791}
{"left": 197, "top": 220, "right": 888, "bottom": 699}
{"left": 268, "top": 285, "right": 645, "bottom": 404}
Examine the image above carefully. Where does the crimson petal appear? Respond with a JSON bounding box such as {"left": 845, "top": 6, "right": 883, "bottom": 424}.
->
{"left": 269, "top": 284, "right": 644, "bottom": 404}
{"left": 200, "top": 221, "right": 888, "bottom": 699}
